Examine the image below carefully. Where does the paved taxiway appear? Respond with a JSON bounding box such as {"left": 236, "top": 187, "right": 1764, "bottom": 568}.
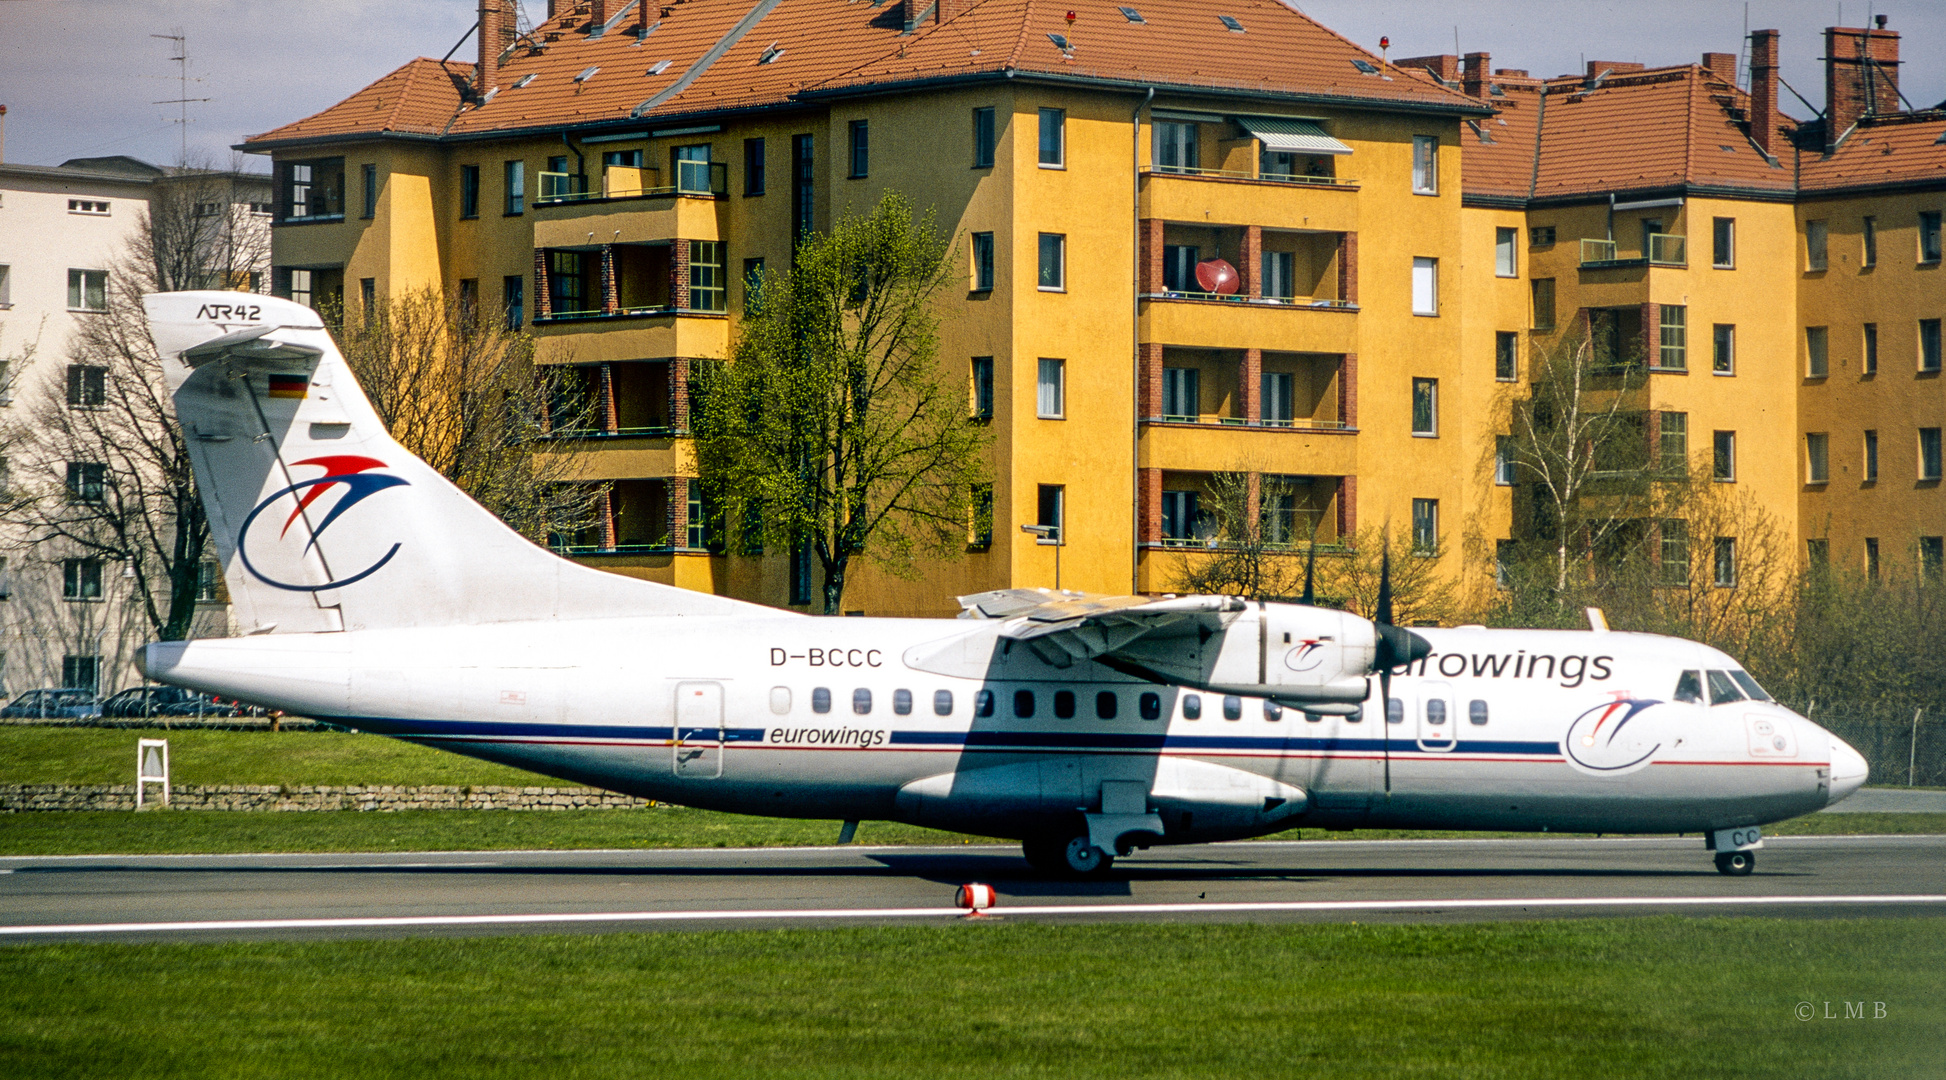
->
{"left": 3, "top": 834, "right": 1943, "bottom": 942}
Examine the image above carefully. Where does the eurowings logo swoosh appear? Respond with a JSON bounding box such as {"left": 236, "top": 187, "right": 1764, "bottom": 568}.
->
{"left": 1561, "top": 698, "right": 1665, "bottom": 774}
{"left": 237, "top": 456, "right": 409, "bottom": 591}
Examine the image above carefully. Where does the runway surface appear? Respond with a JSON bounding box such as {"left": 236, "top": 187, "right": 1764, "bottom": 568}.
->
{"left": 3, "top": 835, "right": 1943, "bottom": 943}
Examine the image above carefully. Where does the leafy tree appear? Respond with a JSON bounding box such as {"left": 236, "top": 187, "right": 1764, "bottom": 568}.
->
{"left": 693, "top": 191, "right": 990, "bottom": 614}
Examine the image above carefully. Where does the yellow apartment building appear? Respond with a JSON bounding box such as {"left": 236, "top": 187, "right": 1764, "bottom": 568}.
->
{"left": 240, "top": 1, "right": 1943, "bottom": 616}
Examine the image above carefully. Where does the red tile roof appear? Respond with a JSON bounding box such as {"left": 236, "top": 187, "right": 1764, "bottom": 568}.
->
{"left": 244, "top": 0, "right": 1484, "bottom": 149}
{"left": 1799, "top": 110, "right": 1946, "bottom": 193}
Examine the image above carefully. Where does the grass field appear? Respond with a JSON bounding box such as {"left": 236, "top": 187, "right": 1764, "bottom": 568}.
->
{"left": 0, "top": 917, "right": 1938, "bottom": 1079}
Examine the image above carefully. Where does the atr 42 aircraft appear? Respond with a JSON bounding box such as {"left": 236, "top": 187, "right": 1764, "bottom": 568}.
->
{"left": 140, "top": 292, "right": 1867, "bottom": 877}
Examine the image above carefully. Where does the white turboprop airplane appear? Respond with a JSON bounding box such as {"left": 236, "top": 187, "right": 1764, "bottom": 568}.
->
{"left": 139, "top": 292, "right": 1867, "bottom": 877}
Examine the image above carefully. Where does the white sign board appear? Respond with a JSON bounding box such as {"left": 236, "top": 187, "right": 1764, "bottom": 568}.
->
{"left": 136, "top": 738, "right": 170, "bottom": 808}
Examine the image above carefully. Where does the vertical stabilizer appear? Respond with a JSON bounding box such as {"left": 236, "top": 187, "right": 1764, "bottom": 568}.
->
{"left": 144, "top": 291, "right": 765, "bottom": 632}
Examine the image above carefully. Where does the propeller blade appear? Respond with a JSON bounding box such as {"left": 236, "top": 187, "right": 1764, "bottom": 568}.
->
{"left": 1300, "top": 526, "right": 1317, "bottom": 606}
{"left": 1376, "top": 543, "right": 1393, "bottom": 628}
{"left": 1379, "top": 666, "right": 1392, "bottom": 798}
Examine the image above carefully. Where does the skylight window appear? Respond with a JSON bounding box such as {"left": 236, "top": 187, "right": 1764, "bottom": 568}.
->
{"left": 1047, "top": 32, "right": 1071, "bottom": 51}
{"left": 514, "top": 72, "right": 538, "bottom": 89}
{"left": 574, "top": 66, "right": 600, "bottom": 83}
{"left": 1217, "top": 14, "right": 1244, "bottom": 32}
{"left": 759, "top": 43, "right": 785, "bottom": 64}
{"left": 1118, "top": 6, "right": 1145, "bottom": 22}
{"left": 1936, "top": 130, "right": 1946, "bottom": 145}
{"left": 1351, "top": 59, "right": 1379, "bottom": 74}
{"left": 648, "top": 59, "right": 672, "bottom": 75}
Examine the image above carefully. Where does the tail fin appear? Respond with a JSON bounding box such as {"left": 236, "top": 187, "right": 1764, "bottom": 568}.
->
{"left": 144, "top": 291, "right": 763, "bottom": 633}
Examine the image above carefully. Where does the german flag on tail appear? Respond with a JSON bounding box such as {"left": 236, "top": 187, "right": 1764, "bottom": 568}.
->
{"left": 267, "top": 374, "right": 308, "bottom": 399}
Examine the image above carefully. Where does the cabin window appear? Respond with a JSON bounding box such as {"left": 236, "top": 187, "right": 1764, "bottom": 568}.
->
{"left": 1182, "top": 694, "right": 1202, "bottom": 720}
{"left": 1140, "top": 692, "right": 1161, "bottom": 720}
{"left": 1053, "top": 690, "right": 1076, "bottom": 719}
{"left": 975, "top": 689, "right": 994, "bottom": 717}
{"left": 1469, "top": 700, "right": 1489, "bottom": 725}
{"left": 1386, "top": 698, "right": 1404, "bottom": 724}
{"left": 1425, "top": 699, "right": 1447, "bottom": 726}
{"left": 769, "top": 687, "right": 791, "bottom": 715}
{"left": 812, "top": 687, "right": 832, "bottom": 714}
{"left": 893, "top": 689, "right": 913, "bottom": 716}
{"left": 1014, "top": 689, "right": 1036, "bottom": 718}
{"left": 1096, "top": 691, "right": 1118, "bottom": 719}
{"left": 1264, "top": 700, "right": 1283, "bottom": 721}
{"left": 1674, "top": 670, "right": 1704, "bottom": 703}
{"left": 933, "top": 689, "right": 954, "bottom": 716}
{"left": 1706, "top": 670, "right": 1746, "bottom": 705}
{"left": 1222, "top": 696, "right": 1242, "bottom": 720}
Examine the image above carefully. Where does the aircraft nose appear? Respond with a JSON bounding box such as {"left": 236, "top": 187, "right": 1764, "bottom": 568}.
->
{"left": 1827, "top": 733, "right": 1869, "bottom": 806}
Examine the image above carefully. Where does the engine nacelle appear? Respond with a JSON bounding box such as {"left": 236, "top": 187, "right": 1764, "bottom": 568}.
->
{"left": 1107, "top": 602, "right": 1377, "bottom": 705}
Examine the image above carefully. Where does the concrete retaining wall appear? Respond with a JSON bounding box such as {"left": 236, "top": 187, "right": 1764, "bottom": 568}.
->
{"left": 0, "top": 783, "right": 655, "bottom": 813}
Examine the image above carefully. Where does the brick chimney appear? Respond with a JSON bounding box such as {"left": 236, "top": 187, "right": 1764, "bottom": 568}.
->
{"left": 1748, "top": 29, "right": 1781, "bottom": 159}
{"left": 1825, "top": 20, "right": 1901, "bottom": 150}
{"left": 1584, "top": 60, "right": 1643, "bottom": 85}
{"left": 477, "top": 0, "right": 506, "bottom": 98}
{"left": 589, "top": 0, "right": 606, "bottom": 27}
{"left": 1396, "top": 54, "right": 1458, "bottom": 84}
{"left": 1701, "top": 53, "right": 1737, "bottom": 78}
{"left": 1462, "top": 51, "right": 1490, "bottom": 97}
{"left": 935, "top": 0, "right": 955, "bottom": 23}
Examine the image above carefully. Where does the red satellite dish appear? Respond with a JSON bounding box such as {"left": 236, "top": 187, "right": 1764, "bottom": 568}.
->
{"left": 1195, "top": 258, "right": 1239, "bottom": 295}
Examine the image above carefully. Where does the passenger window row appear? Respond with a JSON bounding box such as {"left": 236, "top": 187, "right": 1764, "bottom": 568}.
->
{"left": 775, "top": 686, "right": 1366, "bottom": 722}
{"left": 1386, "top": 698, "right": 1492, "bottom": 725}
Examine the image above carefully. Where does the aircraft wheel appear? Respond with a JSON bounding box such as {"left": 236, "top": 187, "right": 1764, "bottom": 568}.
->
{"left": 1714, "top": 850, "right": 1755, "bottom": 876}
{"left": 1061, "top": 834, "right": 1114, "bottom": 877}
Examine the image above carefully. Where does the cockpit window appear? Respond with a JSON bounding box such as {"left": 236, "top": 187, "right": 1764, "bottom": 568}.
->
{"left": 1706, "top": 670, "right": 1746, "bottom": 705}
{"left": 1729, "top": 670, "right": 1772, "bottom": 702}
{"left": 1673, "top": 670, "right": 1704, "bottom": 704}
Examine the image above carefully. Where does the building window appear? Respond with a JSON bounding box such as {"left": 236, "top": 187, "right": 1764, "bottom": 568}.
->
{"left": 1037, "top": 233, "right": 1064, "bottom": 291}
{"left": 1805, "top": 432, "right": 1829, "bottom": 484}
{"left": 361, "top": 164, "right": 378, "bottom": 218}
{"left": 971, "top": 232, "right": 994, "bottom": 291}
{"left": 732, "top": 138, "right": 762, "bottom": 198}
{"left": 62, "top": 558, "right": 103, "bottom": 601}
{"left": 688, "top": 241, "right": 725, "bottom": 313}
{"left": 1152, "top": 121, "right": 1196, "bottom": 172}
{"left": 847, "top": 120, "right": 869, "bottom": 178}
{"left": 1806, "top": 326, "right": 1828, "bottom": 378}
{"left": 503, "top": 161, "right": 524, "bottom": 214}
{"left": 1922, "top": 537, "right": 1945, "bottom": 580}
{"left": 1863, "top": 323, "right": 1878, "bottom": 375}
{"left": 1161, "top": 490, "right": 1199, "bottom": 541}
{"left": 1161, "top": 244, "right": 1199, "bottom": 292}
{"left": 1661, "top": 519, "right": 1689, "bottom": 585}
{"left": 1713, "top": 537, "right": 1737, "bottom": 588}
{"left": 1712, "top": 217, "right": 1735, "bottom": 268}
{"left": 458, "top": 165, "right": 480, "bottom": 218}
{"left": 281, "top": 157, "right": 345, "bottom": 221}
{"left": 1036, "top": 358, "right": 1064, "bottom": 418}
{"left": 972, "top": 107, "right": 995, "bottom": 168}
{"left": 1494, "top": 227, "right": 1517, "bottom": 277}
{"left": 62, "top": 655, "right": 99, "bottom": 692}
{"left": 1865, "top": 537, "right": 1881, "bottom": 581}
{"left": 1862, "top": 215, "right": 1877, "bottom": 267}
{"left": 67, "top": 269, "right": 107, "bottom": 312}
{"left": 1411, "top": 257, "right": 1437, "bottom": 315}
{"left": 66, "top": 365, "right": 106, "bottom": 408}
{"left": 969, "top": 484, "right": 993, "bottom": 548}
{"left": 1037, "top": 484, "right": 1064, "bottom": 541}
{"left": 789, "top": 543, "right": 812, "bottom": 605}
{"left": 1262, "top": 250, "right": 1295, "bottom": 300}
{"left": 1659, "top": 411, "right": 1688, "bottom": 474}
{"left": 1529, "top": 225, "right": 1555, "bottom": 247}
{"left": 1805, "top": 219, "right": 1828, "bottom": 271}
{"left": 686, "top": 487, "right": 714, "bottom": 551}
{"left": 1863, "top": 429, "right": 1879, "bottom": 482}
{"left": 1411, "top": 135, "right": 1438, "bottom": 194}
{"left": 360, "top": 278, "right": 376, "bottom": 322}
{"left": 1410, "top": 377, "right": 1437, "bottom": 436}
{"left": 1038, "top": 108, "right": 1065, "bottom": 167}
{"left": 548, "top": 250, "right": 592, "bottom": 315}
{"left": 66, "top": 462, "right": 105, "bottom": 504}
{"left": 971, "top": 357, "right": 994, "bottom": 420}
{"left": 1708, "top": 324, "right": 1734, "bottom": 375}
{"left": 456, "top": 279, "right": 478, "bottom": 328}
{"left": 1261, "top": 372, "right": 1293, "bottom": 424}
{"left": 1713, "top": 431, "right": 1735, "bottom": 482}
{"left": 195, "top": 559, "right": 224, "bottom": 603}
{"left": 1491, "top": 332, "right": 1518, "bottom": 382}
{"left": 0, "top": 264, "right": 10, "bottom": 308}
{"left": 67, "top": 199, "right": 110, "bottom": 215}
{"left": 503, "top": 275, "right": 524, "bottom": 330}
{"left": 1922, "top": 319, "right": 1942, "bottom": 373}
{"left": 791, "top": 134, "right": 814, "bottom": 239}
{"left": 288, "top": 268, "right": 313, "bottom": 309}
{"left": 1161, "top": 367, "right": 1199, "bottom": 420}
{"left": 1657, "top": 305, "right": 1687, "bottom": 369}
{"left": 1495, "top": 539, "right": 1516, "bottom": 588}
{"left": 1922, "top": 428, "right": 1943, "bottom": 482}
{"left": 1921, "top": 211, "right": 1942, "bottom": 264}
{"left": 1495, "top": 436, "right": 1515, "bottom": 485}
{"left": 1530, "top": 278, "right": 1555, "bottom": 330}
{"left": 1411, "top": 499, "right": 1438, "bottom": 553}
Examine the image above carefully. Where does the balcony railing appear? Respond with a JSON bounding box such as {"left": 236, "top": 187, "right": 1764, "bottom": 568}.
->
{"left": 535, "top": 162, "right": 728, "bottom": 205}
{"left": 1150, "top": 414, "right": 1350, "bottom": 431}
{"left": 1142, "top": 165, "right": 1357, "bottom": 188}
{"left": 1580, "top": 234, "right": 1688, "bottom": 268}
{"left": 1142, "top": 291, "right": 1356, "bottom": 309}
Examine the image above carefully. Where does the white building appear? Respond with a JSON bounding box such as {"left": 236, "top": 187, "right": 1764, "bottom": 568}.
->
{"left": 0, "top": 144, "right": 269, "bottom": 700}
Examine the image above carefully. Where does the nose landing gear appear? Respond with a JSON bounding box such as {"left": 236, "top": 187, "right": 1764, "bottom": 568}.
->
{"left": 1714, "top": 850, "right": 1755, "bottom": 876}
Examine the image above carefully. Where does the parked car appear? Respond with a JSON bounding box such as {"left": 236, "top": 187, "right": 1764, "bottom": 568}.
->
{"left": 1, "top": 688, "right": 102, "bottom": 720}
{"left": 101, "top": 686, "right": 244, "bottom": 719}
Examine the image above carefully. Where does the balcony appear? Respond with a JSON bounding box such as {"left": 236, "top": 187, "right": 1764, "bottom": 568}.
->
{"left": 1141, "top": 169, "right": 1358, "bottom": 234}
{"left": 1580, "top": 233, "right": 1687, "bottom": 269}
{"left": 536, "top": 162, "right": 727, "bottom": 205}
{"left": 1141, "top": 296, "right": 1356, "bottom": 354}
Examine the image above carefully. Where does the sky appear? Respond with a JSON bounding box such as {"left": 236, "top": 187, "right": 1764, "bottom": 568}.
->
{"left": 1, "top": 0, "right": 1942, "bottom": 170}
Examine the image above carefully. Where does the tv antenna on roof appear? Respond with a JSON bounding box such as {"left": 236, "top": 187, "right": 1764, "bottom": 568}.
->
{"left": 151, "top": 29, "right": 210, "bottom": 166}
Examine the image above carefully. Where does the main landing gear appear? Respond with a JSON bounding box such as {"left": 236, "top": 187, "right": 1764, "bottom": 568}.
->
{"left": 1022, "top": 830, "right": 1115, "bottom": 878}
{"left": 1714, "top": 850, "right": 1755, "bottom": 876}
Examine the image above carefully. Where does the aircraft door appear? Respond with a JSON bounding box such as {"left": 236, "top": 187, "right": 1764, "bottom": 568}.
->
{"left": 1417, "top": 680, "right": 1457, "bottom": 752}
{"left": 673, "top": 681, "right": 725, "bottom": 778}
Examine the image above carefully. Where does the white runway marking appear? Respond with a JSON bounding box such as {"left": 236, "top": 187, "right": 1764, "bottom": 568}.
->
{"left": 4, "top": 893, "right": 1943, "bottom": 937}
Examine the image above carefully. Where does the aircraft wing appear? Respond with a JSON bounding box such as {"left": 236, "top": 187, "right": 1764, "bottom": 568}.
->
{"left": 956, "top": 588, "right": 1246, "bottom": 668}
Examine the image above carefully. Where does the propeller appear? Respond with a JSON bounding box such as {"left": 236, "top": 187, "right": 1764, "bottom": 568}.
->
{"left": 1300, "top": 523, "right": 1318, "bottom": 606}
{"left": 1370, "top": 540, "right": 1432, "bottom": 798}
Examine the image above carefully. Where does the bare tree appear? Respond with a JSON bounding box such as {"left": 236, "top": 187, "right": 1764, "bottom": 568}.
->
{"left": 1172, "top": 470, "right": 1315, "bottom": 600}
{"left": 327, "top": 288, "right": 607, "bottom": 545}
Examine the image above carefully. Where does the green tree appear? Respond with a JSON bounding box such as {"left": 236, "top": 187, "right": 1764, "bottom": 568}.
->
{"left": 693, "top": 191, "right": 990, "bottom": 614}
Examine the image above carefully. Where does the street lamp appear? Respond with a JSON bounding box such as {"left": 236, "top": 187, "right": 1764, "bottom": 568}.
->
{"left": 1020, "top": 523, "right": 1062, "bottom": 591}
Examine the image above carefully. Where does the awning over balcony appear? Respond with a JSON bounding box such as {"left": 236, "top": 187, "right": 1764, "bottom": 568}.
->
{"left": 1238, "top": 117, "right": 1352, "bottom": 156}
